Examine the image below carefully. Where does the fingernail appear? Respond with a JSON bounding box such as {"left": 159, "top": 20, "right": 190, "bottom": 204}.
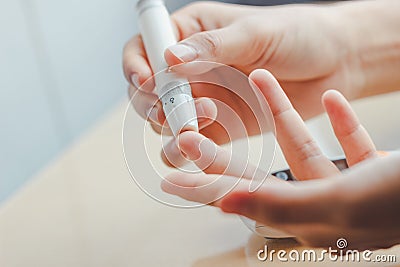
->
{"left": 167, "top": 44, "right": 197, "bottom": 62}
{"left": 131, "top": 73, "right": 140, "bottom": 88}
{"left": 174, "top": 137, "right": 188, "bottom": 158}
{"left": 175, "top": 134, "right": 201, "bottom": 161}
{"left": 146, "top": 106, "right": 159, "bottom": 123}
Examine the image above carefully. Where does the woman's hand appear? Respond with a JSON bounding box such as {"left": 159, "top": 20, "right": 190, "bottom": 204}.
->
{"left": 124, "top": 1, "right": 363, "bottom": 141}
{"left": 161, "top": 69, "right": 400, "bottom": 249}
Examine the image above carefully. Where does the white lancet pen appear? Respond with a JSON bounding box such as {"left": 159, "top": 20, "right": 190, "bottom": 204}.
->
{"left": 136, "top": 0, "right": 199, "bottom": 136}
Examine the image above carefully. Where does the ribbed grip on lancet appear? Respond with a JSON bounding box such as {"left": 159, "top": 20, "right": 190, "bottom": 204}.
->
{"left": 159, "top": 81, "right": 192, "bottom": 102}
{"left": 160, "top": 82, "right": 198, "bottom": 136}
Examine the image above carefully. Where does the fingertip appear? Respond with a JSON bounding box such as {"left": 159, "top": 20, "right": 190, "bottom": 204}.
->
{"left": 322, "top": 89, "right": 337, "bottom": 112}
{"left": 322, "top": 89, "right": 340, "bottom": 98}
{"left": 249, "top": 69, "right": 273, "bottom": 85}
{"left": 161, "top": 139, "right": 187, "bottom": 168}
{"left": 248, "top": 69, "right": 282, "bottom": 98}
{"left": 249, "top": 68, "right": 272, "bottom": 78}
{"left": 249, "top": 69, "right": 293, "bottom": 119}
{"left": 125, "top": 66, "right": 154, "bottom": 89}
{"left": 161, "top": 149, "right": 176, "bottom": 168}
{"left": 124, "top": 53, "right": 151, "bottom": 82}
{"left": 124, "top": 58, "right": 154, "bottom": 91}
{"left": 161, "top": 172, "right": 185, "bottom": 193}
{"left": 176, "top": 131, "right": 204, "bottom": 160}
{"left": 322, "top": 89, "right": 352, "bottom": 118}
{"left": 123, "top": 36, "right": 154, "bottom": 88}
{"left": 164, "top": 48, "right": 185, "bottom": 66}
{"left": 322, "top": 89, "right": 345, "bottom": 105}
{"left": 177, "top": 130, "right": 201, "bottom": 145}
{"left": 250, "top": 69, "right": 279, "bottom": 83}
{"left": 220, "top": 191, "right": 249, "bottom": 214}
{"left": 160, "top": 177, "right": 171, "bottom": 193}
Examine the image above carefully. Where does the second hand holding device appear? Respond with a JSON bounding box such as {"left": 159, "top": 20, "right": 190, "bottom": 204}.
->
{"left": 136, "top": 0, "right": 198, "bottom": 136}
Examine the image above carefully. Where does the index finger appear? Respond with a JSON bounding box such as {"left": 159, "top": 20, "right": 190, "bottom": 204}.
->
{"left": 249, "top": 69, "right": 339, "bottom": 180}
{"left": 123, "top": 35, "right": 155, "bottom": 89}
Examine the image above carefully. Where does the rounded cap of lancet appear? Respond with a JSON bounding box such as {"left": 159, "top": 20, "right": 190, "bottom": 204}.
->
{"left": 136, "top": 0, "right": 165, "bottom": 15}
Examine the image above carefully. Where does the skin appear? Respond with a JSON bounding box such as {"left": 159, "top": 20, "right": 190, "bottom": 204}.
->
{"left": 123, "top": 1, "right": 400, "bottom": 248}
{"left": 124, "top": 0, "right": 400, "bottom": 165}
{"left": 161, "top": 70, "right": 400, "bottom": 250}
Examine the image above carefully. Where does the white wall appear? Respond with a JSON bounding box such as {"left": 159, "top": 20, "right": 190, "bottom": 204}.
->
{"left": 0, "top": 0, "right": 138, "bottom": 201}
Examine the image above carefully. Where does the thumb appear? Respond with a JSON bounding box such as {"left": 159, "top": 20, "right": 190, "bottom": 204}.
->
{"left": 165, "top": 24, "right": 258, "bottom": 67}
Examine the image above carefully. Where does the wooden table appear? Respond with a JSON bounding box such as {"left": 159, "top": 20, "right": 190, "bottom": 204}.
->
{"left": 1, "top": 99, "right": 399, "bottom": 267}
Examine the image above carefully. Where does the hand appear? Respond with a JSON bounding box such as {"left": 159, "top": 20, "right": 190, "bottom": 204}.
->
{"left": 124, "top": 2, "right": 363, "bottom": 143}
{"left": 161, "top": 69, "right": 400, "bottom": 249}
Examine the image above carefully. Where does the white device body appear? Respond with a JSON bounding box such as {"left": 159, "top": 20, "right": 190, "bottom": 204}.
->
{"left": 136, "top": 0, "right": 198, "bottom": 136}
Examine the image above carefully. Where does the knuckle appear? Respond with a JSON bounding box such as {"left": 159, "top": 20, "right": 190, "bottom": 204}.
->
{"left": 339, "top": 124, "right": 362, "bottom": 141}
{"left": 355, "top": 149, "right": 376, "bottom": 163}
{"left": 293, "top": 138, "right": 322, "bottom": 162}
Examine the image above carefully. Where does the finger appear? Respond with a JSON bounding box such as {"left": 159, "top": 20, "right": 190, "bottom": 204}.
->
{"left": 160, "top": 138, "right": 188, "bottom": 168}
{"left": 124, "top": 2, "right": 242, "bottom": 87}
{"left": 161, "top": 168, "right": 335, "bottom": 226}
{"left": 130, "top": 85, "right": 217, "bottom": 131}
{"left": 322, "top": 90, "right": 377, "bottom": 166}
{"left": 160, "top": 98, "right": 217, "bottom": 167}
{"left": 249, "top": 69, "right": 339, "bottom": 180}
{"left": 223, "top": 153, "right": 400, "bottom": 240}
{"left": 161, "top": 172, "right": 244, "bottom": 206}
{"left": 176, "top": 131, "right": 268, "bottom": 180}
{"left": 220, "top": 177, "right": 338, "bottom": 228}
{"left": 123, "top": 35, "right": 155, "bottom": 90}
{"left": 170, "top": 2, "right": 245, "bottom": 40}
{"left": 128, "top": 85, "right": 162, "bottom": 123}
{"left": 164, "top": 22, "right": 262, "bottom": 70}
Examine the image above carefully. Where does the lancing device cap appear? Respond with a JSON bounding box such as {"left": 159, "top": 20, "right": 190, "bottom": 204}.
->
{"left": 136, "top": 0, "right": 164, "bottom": 14}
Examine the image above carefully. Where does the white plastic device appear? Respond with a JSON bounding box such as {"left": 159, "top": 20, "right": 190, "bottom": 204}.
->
{"left": 136, "top": 0, "right": 198, "bottom": 136}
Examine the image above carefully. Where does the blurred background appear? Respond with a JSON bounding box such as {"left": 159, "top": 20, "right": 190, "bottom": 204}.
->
{"left": 0, "top": 0, "right": 135, "bottom": 201}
